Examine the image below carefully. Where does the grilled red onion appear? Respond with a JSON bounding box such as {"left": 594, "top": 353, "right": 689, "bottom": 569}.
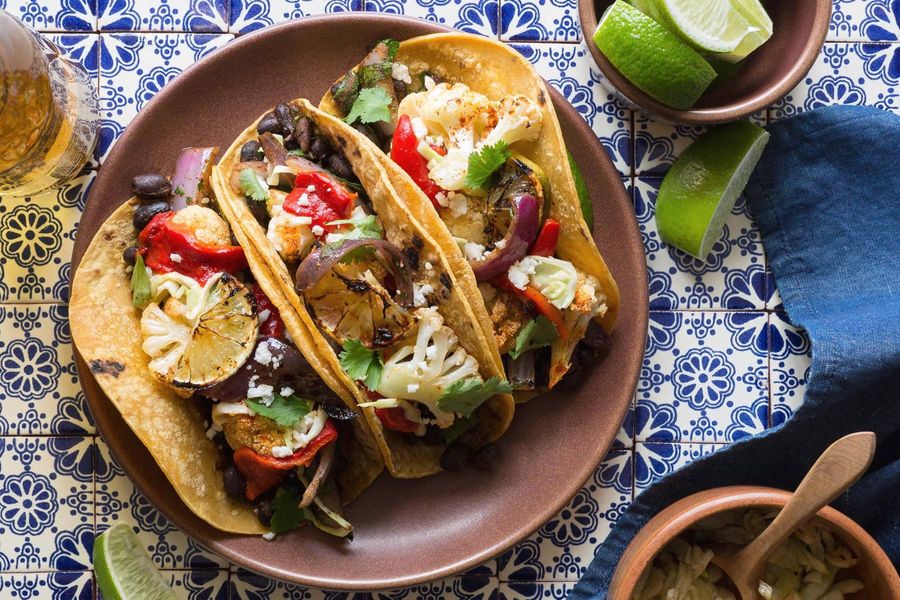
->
{"left": 170, "top": 146, "right": 218, "bottom": 211}
{"left": 471, "top": 193, "right": 540, "bottom": 281}
{"left": 299, "top": 443, "right": 336, "bottom": 509}
{"left": 295, "top": 238, "right": 414, "bottom": 308}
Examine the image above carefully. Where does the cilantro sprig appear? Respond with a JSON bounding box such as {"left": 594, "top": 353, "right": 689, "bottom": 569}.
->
{"left": 436, "top": 376, "right": 512, "bottom": 416}
{"left": 238, "top": 168, "right": 268, "bottom": 202}
{"left": 269, "top": 486, "right": 313, "bottom": 535}
{"left": 344, "top": 87, "right": 392, "bottom": 126}
{"left": 246, "top": 393, "right": 311, "bottom": 428}
{"left": 130, "top": 254, "right": 152, "bottom": 309}
{"left": 508, "top": 316, "right": 558, "bottom": 360}
{"left": 339, "top": 339, "right": 383, "bottom": 390}
{"left": 465, "top": 141, "right": 511, "bottom": 189}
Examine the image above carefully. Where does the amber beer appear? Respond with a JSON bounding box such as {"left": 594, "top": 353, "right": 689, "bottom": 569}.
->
{"left": 0, "top": 10, "right": 98, "bottom": 196}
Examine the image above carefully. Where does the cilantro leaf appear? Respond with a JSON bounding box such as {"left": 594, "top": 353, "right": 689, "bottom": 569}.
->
{"left": 344, "top": 87, "right": 392, "bottom": 126}
{"left": 508, "top": 316, "right": 558, "bottom": 360}
{"left": 130, "top": 254, "right": 152, "bottom": 309}
{"left": 382, "top": 39, "right": 400, "bottom": 61}
{"left": 436, "top": 376, "right": 513, "bottom": 416}
{"left": 339, "top": 339, "right": 382, "bottom": 390}
{"left": 568, "top": 150, "right": 593, "bottom": 231}
{"left": 269, "top": 486, "right": 313, "bottom": 535}
{"left": 443, "top": 416, "right": 476, "bottom": 444}
{"left": 327, "top": 214, "right": 383, "bottom": 240}
{"left": 246, "top": 393, "right": 311, "bottom": 427}
{"left": 239, "top": 168, "right": 268, "bottom": 202}
{"left": 465, "top": 141, "right": 511, "bottom": 189}
{"left": 288, "top": 148, "right": 310, "bottom": 158}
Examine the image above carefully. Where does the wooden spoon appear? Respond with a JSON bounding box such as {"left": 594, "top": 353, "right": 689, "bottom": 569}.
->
{"left": 710, "top": 431, "right": 877, "bottom": 599}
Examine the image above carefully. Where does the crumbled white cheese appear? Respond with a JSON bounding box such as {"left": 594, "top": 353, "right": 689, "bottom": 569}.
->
{"left": 258, "top": 309, "right": 271, "bottom": 325}
{"left": 448, "top": 192, "right": 467, "bottom": 217}
{"left": 407, "top": 383, "right": 420, "bottom": 394}
{"left": 434, "top": 191, "right": 450, "bottom": 207}
{"left": 254, "top": 339, "right": 275, "bottom": 366}
{"left": 413, "top": 282, "right": 434, "bottom": 307}
{"left": 411, "top": 116, "right": 428, "bottom": 140}
{"left": 280, "top": 386, "right": 294, "bottom": 397}
{"left": 464, "top": 241, "right": 487, "bottom": 262}
{"left": 306, "top": 184, "right": 316, "bottom": 192}
{"left": 169, "top": 253, "right": 182, "bottom": 263}
{"left": 424, "top": 261, "right": 434, "bottom": 271}
{"left": 205, "top": 421, "right": 222, "bottom": 439}
{"left": 495, "top": 238, "right": 507, "bottom": 249}
{"left": 247, "top": 383, "right": 274, "bottom": 399}
{"left": 424, "top": 75, "right": 436, "bottom": 91}
{"left": 262, "top": 532, "right": 276, "bottom": 541}
{"left": 392, "top": 62, "right": 412, "bottom": 84}
{"left": 271, "top": 445, "right": 293, "bottom": 458}
{"left": 297, "top": 192, "right": 310, "bottom": 207}
{"left": 311, "top": 224, "right": 324, "bottom": 237}
{"left": 508, "top": 256, "right": 539, "bottom": 290}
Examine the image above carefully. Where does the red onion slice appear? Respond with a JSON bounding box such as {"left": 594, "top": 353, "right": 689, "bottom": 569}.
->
{"left": 170, "top": 146, "right": 218, "bottom": 211}
{"left": 295, "top": 238, "right": 414, "bottom": 308}
{"left": 471, "top": 193, "right": 541, "bottom": 281}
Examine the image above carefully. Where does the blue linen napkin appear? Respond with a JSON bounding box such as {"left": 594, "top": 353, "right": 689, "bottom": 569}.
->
{"left": 571, "top": 105, "right": 900, "bottom": 599}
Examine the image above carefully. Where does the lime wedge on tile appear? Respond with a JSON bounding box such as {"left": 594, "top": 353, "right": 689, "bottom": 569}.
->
{"left": 655, "top": 121, "right": 769, "bottom": 260}
{"left": 94, "top": 523, "right": 177, "bottom": 600}
{"left": 593, "top": 1, "right": 717, "bottom": 109}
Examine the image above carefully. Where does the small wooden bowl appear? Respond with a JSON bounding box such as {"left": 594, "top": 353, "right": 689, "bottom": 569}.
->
{"left": 578, "top": 0, "right": 832, "bottom": 124}
{"left": 609, "top": 486, "right": 900, "bottom": 599}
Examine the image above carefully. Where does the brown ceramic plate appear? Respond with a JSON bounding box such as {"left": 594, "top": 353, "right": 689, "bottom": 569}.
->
{"left": 579, "top": 0, "right": 831, "bottom": 125}
{"left": 72, "top": 14, "right": 647, "bottom": 590}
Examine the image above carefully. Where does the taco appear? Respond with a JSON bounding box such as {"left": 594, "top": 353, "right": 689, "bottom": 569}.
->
{"left": 210, "top": 99, "right": 515, "bottom": 478}
{"left": 70, "top": 147, "right": 383, "bottom": 537}
{"left": 320, "top": 34, "right": 620, "bottom": 397}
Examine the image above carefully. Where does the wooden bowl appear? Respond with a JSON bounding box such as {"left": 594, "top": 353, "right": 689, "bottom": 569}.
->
{"left": 578, "top": 0, "right": 832, "bottom": 125}
{"left": 609, "top": 486, "right": 900, "bottom": 599}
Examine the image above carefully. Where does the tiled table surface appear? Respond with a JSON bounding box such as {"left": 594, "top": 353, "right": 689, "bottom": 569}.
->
{"left": 0, "top": 0, "right": 895, "bottom": 597}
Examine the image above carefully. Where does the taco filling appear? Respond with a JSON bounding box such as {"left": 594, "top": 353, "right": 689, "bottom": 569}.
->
{"left": 125, "top": 148, "right": 364, "bottom": 538}
{"left": 327, "top": 40, "right": 611, "bottom": 391}
{"left": 223, "top": 101, "right": 512, "bottom": 457}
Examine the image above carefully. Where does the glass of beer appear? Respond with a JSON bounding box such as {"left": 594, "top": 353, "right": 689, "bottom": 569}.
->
{"left": 0, "top": 10, "right": 99, "bottom": 197}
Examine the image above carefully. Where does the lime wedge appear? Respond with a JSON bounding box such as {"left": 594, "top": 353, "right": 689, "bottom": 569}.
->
{"left": 726, "top": 0, "right": 773, "bottom": 62}
{"left": 593, "top": 1, "right": 716, "bottom": 110}
{"left": 94, "top": 523, "right": 177, "bottom": 600}
{"left": 655, "top": 121, "right": 769, "bottom": 260}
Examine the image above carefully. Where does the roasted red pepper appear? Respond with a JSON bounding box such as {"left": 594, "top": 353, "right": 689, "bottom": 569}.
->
{"left": 375, "top": 407, "right": 420, "bottom": 434}
{"left": 138, "top": 212, "right": 247, "bottom": 284}
{"left": 232, "top": 420, "right": 338, "bottom": 501}
{"left": 529, "top": 219, "right": 560, "bottom": 257}
{"left": 390, "top": 114, "right": 445, "bottom": 207}
{"left": 283, "top": 171, "right": 355, "bottom": 235}
{"left": 495, "top": 277, "right": 570, "bottom": 340}
{"left": 251, "top": 285, "right": 285, "bottom": 338}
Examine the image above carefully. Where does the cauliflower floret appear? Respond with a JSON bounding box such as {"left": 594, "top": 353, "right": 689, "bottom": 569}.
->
{"left": 170, "top": 205, "right": 231, "bottom": 246}
{"left": 375, "top": 308, "right": 482, "bottom": 428}
{"left": 140, "top": 302, "right": 192, "bottom": 386}
{"left": 266, "top": 190, "right": 314, "bottom": 262}
{"left": 398, "top": 82, "right": 543, "bottom": 191}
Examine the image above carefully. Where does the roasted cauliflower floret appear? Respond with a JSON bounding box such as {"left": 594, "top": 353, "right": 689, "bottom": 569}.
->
{"left": 170, "top": 205, "right": 231, "bottom": 246}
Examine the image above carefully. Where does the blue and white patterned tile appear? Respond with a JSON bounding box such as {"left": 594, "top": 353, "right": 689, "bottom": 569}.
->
{"left": 638, "top": 311, "right": 769, "bottom": 444}
{"left": 0, "top": 0, "right": 96, "bottom": 31}
{"left": 632, "top": 178, "right": 766, "bottom": 311}
{"left": 771, "top": 43, "right": 900, "bottom": 120}
{"left": 98, "top": 33, "right": 233, "bottom": 163}
{"left": 0, "top": 305, "right": 88, "bottom": 435}
{"left": 361, "top": 0, "right": 497, "bottom": 36}
{"left": 515, "top": 42, "right": 631, "bottom": 176}
{"left": 0, "top": 436, "right": 94, "bottom": 572}
{"left": 0, "top": 572, "right": 93, "bottom": 600}
{"left": 498, "top": 448, "right": 631, "bottom": 581}
{"left": 95, "top": 438, "right": 228, "bottom": 569}
{"left": 98, "top": 0, "right": 229, "bottom": 32}
{"left": 634, "top": 442, "right": 727, "bottom": 494}
{"left": 0, "top": 172, "right": 92, "bottom": 303}
{"left": 229, "top": 0, "right": 361, "bottom": 34}
{"left": 160, "top": 569, "right": 231, "bottom": 600}
{"left": 829, "top": 0, "right": 900, "bottom": 41}
{"left": 231, "top": 570, "right": 498, "bottom": 598}
{"left": 769, "top": 311, "right": 812, "bottom": 427}
{"left": 499, "top": 0, "right": 578, "bottom": 43}
{"left": 499, "top": 581, "right": 574, "bottom": 599}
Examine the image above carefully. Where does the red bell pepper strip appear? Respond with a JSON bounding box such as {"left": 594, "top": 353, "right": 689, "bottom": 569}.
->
{"left": 375, "top": 407, "right": 420, "bottom": 433}
{"left": 139, "top": 212, "right": 248, "bottom": 285}
{"left": 232, "top": 420, "right": 338, "bottom": 501}
{"left": 495, "top": 277, "right": 570, "bottom": 341}
{"left": 390, "top": 114, "right": 445, "bottom": 207}
{"left": 283, "top": 171, "right": 355, "bottom": 236}
{"left": 251, "top": 285, "right": 285, "bottom": 338}
{"left": 529, "top": 219, "right": 560, "bottom": 257}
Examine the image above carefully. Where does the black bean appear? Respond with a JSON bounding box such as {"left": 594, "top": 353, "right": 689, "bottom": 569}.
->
{"left": 240, "top": 140, "right": 263, "bottom": 162}
{"left": 122, "top": 246, "right": 138, "bottom": 265}
{"left": 556, "top": 345, "right": 594, "bottom": 391}
{"left": 353, "top": 123, "right": 382, "bottom": 148}
{"left": 470, "top": 443, "right": 499, "bottom": 470}
{"left": 223, "top": 464, "right": 246, "bottom": 500}
{"left": 256, "top": 112, "right": 281, "bottom": 135}
{"left": 582, "top": 321, "right": 611, "bottom": 351}
{"left": 323, "top": 402, "right": 357, "bottom": 421}
{"left": 309, "top": 137, "right": 330, "bottom": 161}
{"left": 325, "top": 154, "right": 355, "bottom": 180}
{"left": 247, "top": 197, "right": 269, "bottom": 227}
{"left": 254, "top": 497, "right": 275, "bottom": 527}
{"left": 440, "top": 442, "right": 470, "bottom": 472}
{"left": 132, "top": 201, "right": 171, "bottom": 231}
{"left": 283, "top": 139, "right": 300, "bottom": 151}
{"left": 131, "top": 173, "right": 171, "bottom": 200}
{"left": 393, "top": 78, "right": 408, "bottom": 100}
{"left": 293, "top": 117, "right": 312, "bottom": 152}
{"left": 273, "top": 103, "right": 295, "bottom": 136}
